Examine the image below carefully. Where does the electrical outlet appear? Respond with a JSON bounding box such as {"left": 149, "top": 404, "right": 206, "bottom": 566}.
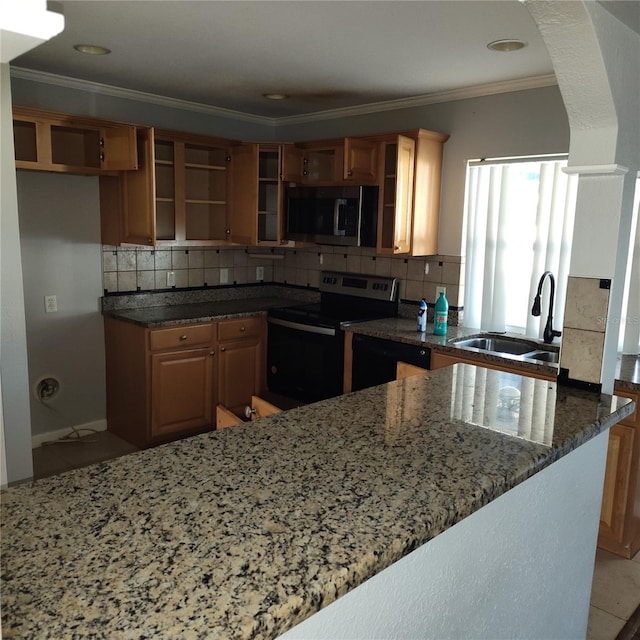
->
{"left": 166, "top": 271, "right": 176, "bottom": 287}
{"left": 319, "top": 253, "right": 324, "bottom": 265}
{"left": 436, "top": 286, "right": 447, "bottom": 298}
{"left": 44, "top": 295, "right": 57, "bottom": 313}
{"left": 256, "top": 266, "right": 264, "bottom": 281}
{"left": 220, "top": 268, "right": 229, "bottom": 284}
{"left": 424, "top": 263, "right": 430, "bottom": 275}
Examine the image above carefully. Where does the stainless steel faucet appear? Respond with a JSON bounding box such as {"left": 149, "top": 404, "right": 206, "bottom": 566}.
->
{"left": 531, "top": 271, "right": 562, "bottom": 344}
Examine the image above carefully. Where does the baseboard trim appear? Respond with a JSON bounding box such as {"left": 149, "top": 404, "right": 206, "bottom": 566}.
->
{"left": 31, "top": 420, "right": 108, "bottom": 448}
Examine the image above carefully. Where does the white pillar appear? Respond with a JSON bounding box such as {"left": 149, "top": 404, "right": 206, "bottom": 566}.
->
{"left": 525, "top": 1, "right": 640, "bottom": 393}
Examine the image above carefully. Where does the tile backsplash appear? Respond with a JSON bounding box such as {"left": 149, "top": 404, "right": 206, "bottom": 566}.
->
{"left": 102, "top": 244, "right": 465, "bottom": 309}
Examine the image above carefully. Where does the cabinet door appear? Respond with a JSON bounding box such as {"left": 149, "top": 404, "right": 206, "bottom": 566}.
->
{"left": 344, "top": 137, "right": 377, "bottom": 182}
{"left": 218, "top": 337, "right": 264, "bottom": 417}
{"left": 281, "top": 144, "right": 304, "bottom": 182}
{"left": 599, "top": 425, "right": 634, "bottom": 544}
{"left": 121, "top": 127, "right": 157, "bottom": 246}
{"left": 304, "top": 146, "right": 344, "bottom": 183}
{"left": 378, "top": 135, "right": 415, "bottom": 255}
{"left": 150, "top": 347, "right": 215, "bottom": 438}
{"left": 100, "top": 125, "right": 138, "bottom": 171}
{"left": 13, "top": 111, "right": 137, "bottom": 174}
{"left": 257, "top": 146, "right": 282, "bottom": 244}
{"left": 229, "top": 144, "right": 259, "bottom": 245}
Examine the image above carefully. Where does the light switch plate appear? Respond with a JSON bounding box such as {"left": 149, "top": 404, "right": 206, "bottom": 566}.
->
{"left": 166, "top": 271, "right": 176, "bottom": 287}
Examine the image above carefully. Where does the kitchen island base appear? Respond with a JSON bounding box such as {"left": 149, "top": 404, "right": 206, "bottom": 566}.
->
{"left": 279, "top": 431, "right": 608, "bottom": 640}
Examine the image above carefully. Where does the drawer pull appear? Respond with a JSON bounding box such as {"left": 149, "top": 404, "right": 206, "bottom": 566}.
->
{"left": 210, "top": 350, "right": 216, "bottom": 355}
{"left": 240, "top": 326, "right": 245, "bottom": 332}
{"left": 221, "top": 347, "right": 226, "bottom": 352}
{"left": 180, "top": 335, "right": 188, "bottom": 341}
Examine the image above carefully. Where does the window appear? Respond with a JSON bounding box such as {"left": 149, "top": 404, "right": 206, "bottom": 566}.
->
{"left": 463, "top": 156, "right": 577, "bottom": 338}
{"left": 619, "top": 175, "right": 640, "bottom": 354}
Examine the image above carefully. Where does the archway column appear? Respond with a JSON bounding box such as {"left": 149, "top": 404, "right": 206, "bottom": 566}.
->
{"left": 525, "top": 0, "right": 640, "bottom": 394}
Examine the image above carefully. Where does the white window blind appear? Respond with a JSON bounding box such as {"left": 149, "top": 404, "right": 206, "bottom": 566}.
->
{"left": 619, "top": 175, "right": 640, "bottom": 355}
{"left": 463, "top": 157, "right": 577, "bottom": 338}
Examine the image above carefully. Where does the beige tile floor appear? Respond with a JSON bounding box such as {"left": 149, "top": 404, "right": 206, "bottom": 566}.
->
{"left": 32, "top": 432, "right": 640, "bottom": 640}
{"left": 588, "top": 548, "right": 640, "bottom": 640}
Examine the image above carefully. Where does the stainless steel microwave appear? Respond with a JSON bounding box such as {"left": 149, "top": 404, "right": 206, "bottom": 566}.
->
{"left": 284, "top": 185, "right": 378, "bottom": 247}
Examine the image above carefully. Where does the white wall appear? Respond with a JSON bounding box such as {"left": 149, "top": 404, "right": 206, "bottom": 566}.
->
{"left": 279, "top": 431, "right": 608, "bottom": 640}
{"left": 0, "top": 63, "right": 34, "bottom": 482}
{"left": 16, "top": 172, "right": 106, "bottom": 439}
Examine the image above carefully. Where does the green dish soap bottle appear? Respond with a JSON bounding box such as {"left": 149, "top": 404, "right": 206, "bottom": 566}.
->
{"left": 434, "top": 291, "right": 449, "bottom": 336}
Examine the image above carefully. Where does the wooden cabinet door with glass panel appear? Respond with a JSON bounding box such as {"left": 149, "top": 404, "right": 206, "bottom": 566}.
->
{"left": 13, "top": 106, "right": 138, "bottom": 175}
{"left": 377, "top": 135, "right": 416, "bottom": 255}
{"left": 100, "top": 128, "right": 238, "bottom": 246}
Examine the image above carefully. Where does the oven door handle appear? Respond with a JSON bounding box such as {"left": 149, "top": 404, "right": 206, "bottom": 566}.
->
{"left": 333, "top": 198, "right": 347, "bottom": 236}
{"left": 268, "top": 317, "right": 336, "bottom": 337}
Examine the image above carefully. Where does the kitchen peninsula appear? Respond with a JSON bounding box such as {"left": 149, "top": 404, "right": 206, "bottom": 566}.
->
{"left": 1, "top": 362, "right": 634, "bottom": 639}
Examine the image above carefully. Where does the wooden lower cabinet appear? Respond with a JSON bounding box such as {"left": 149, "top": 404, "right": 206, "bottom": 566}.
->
{"left": 150, "top": 348, "right": 215, "bottom": 438}
{"left": 429, "top": 349, "right": 556, "bottom": 381}
{"left": 217, "top": 317, "right": 266, "bottom": 417}
{"left": 105, "top": 315, "right": 265, "bottom": 447}
{"left": 598, "top": 386, "right": 640, "bottom": 558}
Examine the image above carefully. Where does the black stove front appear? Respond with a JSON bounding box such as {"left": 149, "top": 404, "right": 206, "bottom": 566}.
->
{"left": 267, "top": 272, "right": 398, "bottom": 403}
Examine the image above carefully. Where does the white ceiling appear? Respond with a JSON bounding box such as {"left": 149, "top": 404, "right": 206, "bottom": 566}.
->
{"left": 12, "top": 0, "right": 560, "bottom": 119}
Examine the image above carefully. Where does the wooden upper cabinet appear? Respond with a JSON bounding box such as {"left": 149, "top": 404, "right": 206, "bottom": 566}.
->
{"left": 13, "top": 106, "right": 137, "bottom": 175}
{"left": 282, "top": 138, "right": 378, "bottom": 185}
{"left": 229, "top": 143, "right": 259, "bottom": 245}
{"left": 101, "top": 127, "right": 239, "bottom": 247}
{"left": 377, "top": 135, "right": 415, "bottom": 255}
{"left": 344, "top": 137, "right": 377, "bottom": 182}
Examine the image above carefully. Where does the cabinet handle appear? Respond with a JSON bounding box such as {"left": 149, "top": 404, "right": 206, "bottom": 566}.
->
{"left": 221, "top": 346, "right": 226, "bottom": 352}
{"left": 394, "top": 245, "right": 400, "bottom": 251}
{"left": 147, "top": 237, "right": 153, "bottom": 244}
{"left": 240, "top": 326, "right": 245, "bottom": 332}
{"left": 180, "top": 335, "right": 188, "bottom": 341}
{"left": 210, "top": 350, "right": 216, "bottom": 355}
{"left": 99, "top": 152, "right": 105, "bottom": 161}
{"left": 99, "top": 138, "right": 105, "bottom": 148}
{"left": 347, "top": 170, "right": 353, "bottom": 177}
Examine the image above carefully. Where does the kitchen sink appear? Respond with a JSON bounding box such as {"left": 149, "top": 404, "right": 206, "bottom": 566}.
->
{"left": 453, "top": 337, "right": 534, "bottom": 356}
{"left": 449, "top": 334, "right": 559, "bottom": 366}
{"left": 524, "top": 350, "right": 559, "bottom": 364}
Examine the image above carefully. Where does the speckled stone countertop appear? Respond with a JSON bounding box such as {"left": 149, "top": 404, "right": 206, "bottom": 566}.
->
{"left": 104, "top": 296, "right": 304, "bottom": 328}
{"left": 346, "top": 317, "right": 640, "bottom": 392}
{"left": 346, "top": 317, "right": 561, "bottom": 379}
{"left": 1, "top": 366, "right": 634, "bottom": 639}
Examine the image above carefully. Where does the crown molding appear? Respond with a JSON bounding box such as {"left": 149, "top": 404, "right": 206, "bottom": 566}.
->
{"left": 275, "top": 74, "right": 558, "bottom": 126}
{"left": 10, "top": 66, "right": 557, "bottom": 127}
{"left": 10, "top": 66, "right": 274, "bottom": 126}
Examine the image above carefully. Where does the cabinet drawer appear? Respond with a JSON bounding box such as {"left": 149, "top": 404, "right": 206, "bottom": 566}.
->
{"left": 149, "top": 323, "right": 214, "bottom": 351}
{"left": 218, "top": 317, "right": 263, "bottom": 341}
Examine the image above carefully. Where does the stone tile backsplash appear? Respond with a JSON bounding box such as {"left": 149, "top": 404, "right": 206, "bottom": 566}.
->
{"left": 101, "top": 244, "right": 465, "bottom": 310}
{"left": 559, "top": 276, "right": 611, "bottom": 386}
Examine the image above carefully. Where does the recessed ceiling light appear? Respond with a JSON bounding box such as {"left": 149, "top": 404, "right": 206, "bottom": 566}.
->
{"left": 487, "top": 39, "right": 527, "bottom": 52}
{"left": 74, "top": 44, "right": 111, "bottom": 55}
{"left": 262, "top": 93, "right": 288, "bottom": 100}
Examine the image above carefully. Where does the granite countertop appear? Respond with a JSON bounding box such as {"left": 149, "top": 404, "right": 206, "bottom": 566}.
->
{"left": 104, "top": 296, "right": 303, "bottom": 328}
{"left": 346, "top": 317, "right": 640, "bottom": 390}
{"left": 1, "top": 366, "right": 634, "bottom": 639}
